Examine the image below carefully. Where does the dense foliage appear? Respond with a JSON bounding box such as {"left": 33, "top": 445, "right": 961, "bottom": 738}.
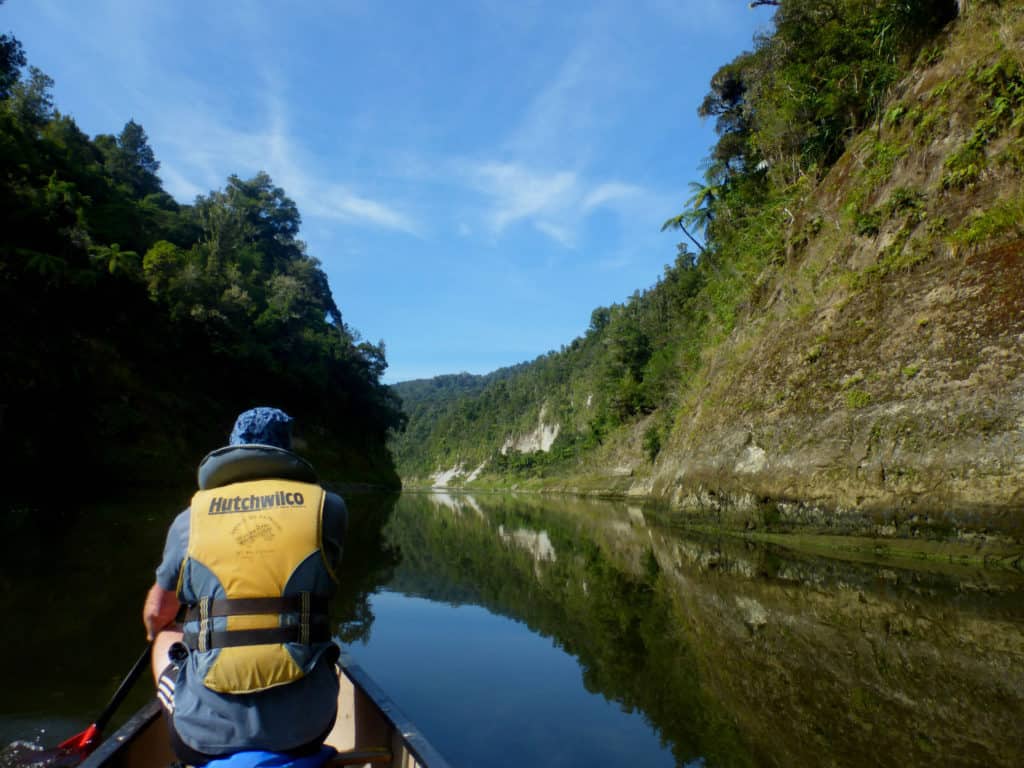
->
{"left": 0, "top": 33, "right": 403, "bottom": 497}
{"left": 390, "top": 0, "right": 961, "bottom": 481}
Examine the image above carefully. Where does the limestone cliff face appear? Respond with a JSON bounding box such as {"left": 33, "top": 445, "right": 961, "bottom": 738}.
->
{"left": 641, "top": 241, "right": 1024, "bottom": 535}
{"left": 583, "top": 7, "right": 1024, "bottom": 537}
{"left": 500, "top": 405, "right": 561, "bottom": 454}
{"left": 400, "top": 6, "right": 1024, "bottom": 539}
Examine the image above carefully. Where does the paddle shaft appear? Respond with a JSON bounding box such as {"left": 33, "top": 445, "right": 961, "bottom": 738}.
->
{"left": 58, "top": 643, "right": 153, "bottom": 752}
{"left": 93, "top": 644, "right": 153, "bottom": 733}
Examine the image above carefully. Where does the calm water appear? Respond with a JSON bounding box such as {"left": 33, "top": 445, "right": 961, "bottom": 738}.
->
{"left": 2, "top": 491, "right": 1023, "bottom": 767}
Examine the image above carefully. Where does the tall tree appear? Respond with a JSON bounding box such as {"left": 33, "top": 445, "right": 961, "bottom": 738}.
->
{"left": 104, "top": 119, "right": 162, "bottom": 197}
{"left": 6, "top": 65, "right": 54, "bottom": 126}
{"left": 0, "top": 32, "right": 25, "bottom": 99}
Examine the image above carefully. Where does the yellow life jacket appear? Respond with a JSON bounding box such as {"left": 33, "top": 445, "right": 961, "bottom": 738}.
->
{"left": 179, "top": 478, "right": 334, "bottom": 694}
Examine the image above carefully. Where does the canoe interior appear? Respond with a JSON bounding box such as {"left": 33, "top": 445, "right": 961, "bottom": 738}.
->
{"left": 78, "top": 658, "right": 451, "bottom": 768}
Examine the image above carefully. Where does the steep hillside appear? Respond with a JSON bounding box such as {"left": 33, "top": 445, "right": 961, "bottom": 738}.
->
{"left": 392, "top": 1, "right": 1024, "bottom": 538}
{"left": 391, "top": 370, "right": 513, "bottom": 477}
{"left": 0, "top": 40, "right": 403, "bottom": 496}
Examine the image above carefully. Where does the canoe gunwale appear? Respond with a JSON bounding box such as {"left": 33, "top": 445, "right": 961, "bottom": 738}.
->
{"left": 337, "top": 655, "right": 453, "bottom": 768}
{"left": 74, "top": 656, "right": 453, "bottom": 768}
{"left": 77, "top": 700, "right": 165, "bottom": 768}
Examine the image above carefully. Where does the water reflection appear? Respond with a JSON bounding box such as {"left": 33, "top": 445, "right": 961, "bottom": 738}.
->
{"left": 378, "top": 493, "right": 1024, "bottom": 768}
{"left": 349, "top": 592, "right": 681, "bottom": 768}
{"left": 3, "top": 489, "right": 1022, "bottom": 767}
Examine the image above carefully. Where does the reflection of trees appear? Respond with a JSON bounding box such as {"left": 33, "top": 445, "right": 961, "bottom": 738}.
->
{"left": 331, "top": 493, "right": 401, "bottom": 644}
{"left": 383, "top": 494, "right": 750, "bottom": 768}
{"left": 383, "top": 493, "right": 1024, "bottom": 768}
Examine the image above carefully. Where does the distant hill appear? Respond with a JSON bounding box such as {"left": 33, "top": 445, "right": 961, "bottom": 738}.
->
{"left": 390, "top": 365, "right": 527, "bottom": 477}
{"left": 389, "top": 0, "right": 1024, "bottom": 540}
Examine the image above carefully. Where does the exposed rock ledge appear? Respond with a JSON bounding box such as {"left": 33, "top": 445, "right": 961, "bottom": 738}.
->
{"left": 638, "top": 241, "right": 1024, "bottom": 541}
{"left": 501, "top": 405, "right": 560, "bottom": 454}
{"left": 430, "top": 462, "right": 486, "bottom": 487}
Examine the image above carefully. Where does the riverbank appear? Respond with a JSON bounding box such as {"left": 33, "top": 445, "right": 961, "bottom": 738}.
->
{"left": 399, "top": 482, "right": 1024, "bottom": 572}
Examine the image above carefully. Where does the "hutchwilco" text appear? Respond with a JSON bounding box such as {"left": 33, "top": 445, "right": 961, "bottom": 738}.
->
{"left": 208, "top": 491, "right": 305, "bottom": 514}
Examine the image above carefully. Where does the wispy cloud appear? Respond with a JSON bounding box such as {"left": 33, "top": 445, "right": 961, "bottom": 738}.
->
{"left": 151, "top": 85, "right": 419, "bottom": 235}
{"left": 53, "top": 5, "right": 421, "bottom": 238}
{"left": 472, "top": 162, "right": 577, "bottom": 234}
{"left": 305, "top": 186, "right": 419, "bottom": 233}
{"left": 159, "top": 163, "right": 205, "bottom": 202}
{"left": 501, "top": 3, "right": 625, "bottom": 168}
{"left": 451, "top": 3, "right": 658, "bottom": 249}
{"left": 465, "top": 160, "right": 656, "bottom": 247}
{"left": 534, "top": 221, "right": 576, "bottom": 248}
{"left": 582, "top": 182, "right": 643, "bottom": 211}
{"left": 507, "top": 41, "right": 597, "bottom": 164}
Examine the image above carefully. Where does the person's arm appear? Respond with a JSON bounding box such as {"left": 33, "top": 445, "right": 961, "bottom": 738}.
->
{"left": 143, "top": 509, "right": 189, "bottom": 639}
{"left": 143, "top": 583, "right": 180, "bottom": 641}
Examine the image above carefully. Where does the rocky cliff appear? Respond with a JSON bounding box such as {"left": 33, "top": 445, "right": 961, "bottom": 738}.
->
{"left": 593, "top": 5, "right": 1024, "bottom": 537}
{"left": 394, "top": 3, "right": 1024, "bottom": 540}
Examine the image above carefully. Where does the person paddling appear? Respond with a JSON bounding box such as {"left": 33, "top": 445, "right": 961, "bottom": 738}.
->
{"left": 142, "top": 408, "right": 347, "bottom": 766}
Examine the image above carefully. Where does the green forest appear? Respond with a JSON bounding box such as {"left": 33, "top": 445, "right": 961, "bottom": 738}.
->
{"left": 0, "top": 26, "right": 404, "bottom": 498}
{"left": 5, "top": 0, "right": 1021, "bottom": 502}
{"left": 391, "top": 0, "right": 1024, "bottom": 485}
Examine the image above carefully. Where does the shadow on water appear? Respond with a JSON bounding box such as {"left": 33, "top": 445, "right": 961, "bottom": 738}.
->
{"left": 330, "top": 491, "right": 403, "bottom": 644}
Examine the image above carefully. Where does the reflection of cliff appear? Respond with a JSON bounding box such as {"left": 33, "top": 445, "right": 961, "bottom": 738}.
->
{"left": 650, "top": 532, "right": 1024, "bottom": 767}
{"left": 385, "top": 493, "right": 1024, "bottom": 768}
{"left": 498, "top": 526, "right": 556, "bottom": 564}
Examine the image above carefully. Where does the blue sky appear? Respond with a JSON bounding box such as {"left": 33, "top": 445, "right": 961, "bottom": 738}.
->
{"left": 5, "top": 0, "right": 768, "bottom": 382}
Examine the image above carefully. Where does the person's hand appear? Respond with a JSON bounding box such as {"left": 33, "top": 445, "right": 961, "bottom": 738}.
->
{"left": 143, "top": 583, "right": 180, "bottom": 641}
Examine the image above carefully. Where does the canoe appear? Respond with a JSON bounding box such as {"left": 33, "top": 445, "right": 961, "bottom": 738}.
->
{"left": 77, "top": 656, "right": 452, "bottom": 768}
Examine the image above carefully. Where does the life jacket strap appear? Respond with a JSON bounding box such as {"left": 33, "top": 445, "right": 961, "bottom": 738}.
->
{"left": 183, "top": 595, "right": 329, "bottom": 621}
{"left": 183, "top": 624, "right": 331, "bottom": 650}
{"left": 183, "top": 593, "right": 329, "bottom": 652}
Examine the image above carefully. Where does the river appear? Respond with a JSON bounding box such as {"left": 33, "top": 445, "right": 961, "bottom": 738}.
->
{"left": 1, "top": 491, "right": 1022, "bottom": 767}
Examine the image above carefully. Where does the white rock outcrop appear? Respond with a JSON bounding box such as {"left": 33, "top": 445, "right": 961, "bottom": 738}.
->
{"left": 500, "top": 405, "right": 561, "bottom": 454}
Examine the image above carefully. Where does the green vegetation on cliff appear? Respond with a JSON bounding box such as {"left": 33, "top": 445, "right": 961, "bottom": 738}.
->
{"left": 0, "top": 32, "right": 404, "bottom": 496}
